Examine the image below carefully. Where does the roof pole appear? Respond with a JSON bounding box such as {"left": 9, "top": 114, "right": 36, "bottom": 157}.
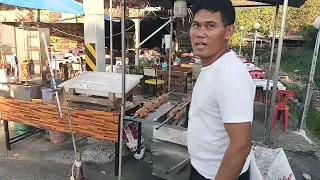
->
{"left": 239, "top": 26, "right": 245, "bottom": 56}
{"left": 168, "top": 10, "right": 174, "bottom": 92}
{"left": 252, "top": 29, "right": 258, "bottom": 62}
{"left": 298, "top": 19, "right": 320, "bottom": 131}
{"left": 118, "top": 0, "right": 126, "bottom": 179}
{"left": 134, "top": 19, "right": 141, "bottom": 66}
{"left": 264, "top": 4, "right": 279, "bottom": 130}
{"left": 110, "top": 0, "right": 114, "bottom": 72}
{"left": 264, "top": 0, "right": 289, "bottom": 146}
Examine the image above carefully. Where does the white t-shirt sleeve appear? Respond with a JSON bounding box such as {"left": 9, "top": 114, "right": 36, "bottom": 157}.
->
{"left": 214, "top": 68, "right": 254, "bottom": 124}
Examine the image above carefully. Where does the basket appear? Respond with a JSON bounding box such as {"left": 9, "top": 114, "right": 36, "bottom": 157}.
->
{"left": 14, "top": 123, "right": 33, "bottom": 135}
{"left": 49, "top": 130, "right": 67, "bottom": 143}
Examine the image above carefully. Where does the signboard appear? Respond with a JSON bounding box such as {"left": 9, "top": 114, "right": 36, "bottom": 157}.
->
{"left": 105, "top": 7, "right": 145, "bottom": 18}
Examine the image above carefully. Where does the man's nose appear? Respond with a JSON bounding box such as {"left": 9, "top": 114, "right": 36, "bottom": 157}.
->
{"left": 196, "top": 27, "right": 206, "bottom": 38}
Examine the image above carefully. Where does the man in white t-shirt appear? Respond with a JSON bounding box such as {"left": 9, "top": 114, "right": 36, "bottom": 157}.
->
{"left": 187, "top": 0, "right": 255, "bottom": 180}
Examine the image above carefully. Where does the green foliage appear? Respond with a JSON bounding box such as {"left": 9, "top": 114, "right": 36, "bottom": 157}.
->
{"left": 233, "top": 0, "right": 320, "bottom": 137}
{"left": 230, "top": 0, "right": 320, "bottom": 47}
{"left": 230, "top": 7, "right": 275, "bottom": 47}
{"left": 285, "top": 0, "right": 320, "bottom": 30}
{"left": 135, "top": 61, "right": 152, "bottom": 75}
{"left": 301, "top": 25, "right": 319, "bottom": 49}
{"left": 175, "top": 50, "right": 183, "bottom": 58}
{"left": 283, "top": 82, "right": 320, "bottom": 137}
{"left": 284, "top": 83, "right": 306, "bottom": 116}
{"left": 280, "top": 48, "right": 320, "bottom": 137}
{"left": 280, "top": 48, "right": 320, "bottom": 86}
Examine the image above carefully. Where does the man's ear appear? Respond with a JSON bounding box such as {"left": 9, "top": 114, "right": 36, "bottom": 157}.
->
{"left": 225, "top": 24, "right": 235, "bottom": 41}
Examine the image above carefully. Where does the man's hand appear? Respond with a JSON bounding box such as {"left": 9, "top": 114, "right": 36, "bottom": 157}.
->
{"left": 215, "top": 122, "right": 252, "bottom": 180}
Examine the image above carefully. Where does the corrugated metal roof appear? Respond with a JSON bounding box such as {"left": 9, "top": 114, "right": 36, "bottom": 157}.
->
{"left": 248, "top": 0, "right": 306, "bottom": 7}
{"left": 148, "top": 0, "right": 306, "bottom": 8}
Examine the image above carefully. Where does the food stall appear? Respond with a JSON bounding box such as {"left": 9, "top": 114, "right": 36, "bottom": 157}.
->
{"left": 0, "top": 24, "right": 147, "bottom": 176}
{"left": 123, "top": 91, "right": 192, "bottom": 179}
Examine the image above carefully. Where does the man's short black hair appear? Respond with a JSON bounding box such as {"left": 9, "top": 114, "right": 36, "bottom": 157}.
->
{"left": 191, "top": 0, "right": 236, "bottom": 27}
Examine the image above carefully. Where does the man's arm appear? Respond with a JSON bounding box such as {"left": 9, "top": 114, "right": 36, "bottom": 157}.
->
{"left": 214, "top": 122, "right": 252, "bottom": 180}
{"left": 214, "top": 66, "right": 254, "bottom": 180}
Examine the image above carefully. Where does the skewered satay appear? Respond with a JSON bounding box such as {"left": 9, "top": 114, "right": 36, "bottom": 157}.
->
{"left": 162, "top": 94, "right": 170, "bottom": 102}
{"left": 134, "top": 100, "right": 144, "bottom": 107}
{"left": 151, "top": 99, "right": 161, "bottom": 109}
{"left": 168, "top": 102, "right": 189, "bottom": 121}
{"left": 182, "top": 96, "right": 192, "bottom": 103}
{"left": 157, "top": 95, "right": 165, "bottom": 104}
{"left": 143, "top": 102, "right": 155, "bottom": 112}
{"left": 135, "top": 107, "right": 149, "bottom": 119}
{"left": 168, "top": 107, "right": 178, "bottom": 117}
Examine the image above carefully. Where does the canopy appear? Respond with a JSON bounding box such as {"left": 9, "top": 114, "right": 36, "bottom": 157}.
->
{"left": 249, "top": 0, "right": 306, "bottom": 7}
{"left": 0, "top": 0, "right": 113, "bottom": 21}
{"left": 148, "top": 0, "right": 306, "bottom": 8}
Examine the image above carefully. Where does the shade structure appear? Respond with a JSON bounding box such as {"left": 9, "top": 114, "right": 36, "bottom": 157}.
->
{"left": 0, "top": 0, "right": 114, "bottom": 21}
{"left": 249, "top": 0, "right": 306, "bottom": 7}
{"left": 147, "top": 0, "right": 306, "bottom": 8}
{"left": 0, "top": 0, "right": 83, "bottom": 14}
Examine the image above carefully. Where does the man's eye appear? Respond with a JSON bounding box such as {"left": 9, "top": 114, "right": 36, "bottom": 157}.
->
{"left": 208, "top": 24, "right": 215, "bottom": 28}
{"left": 192, "top": 24, "right": 199, "bottom": 28}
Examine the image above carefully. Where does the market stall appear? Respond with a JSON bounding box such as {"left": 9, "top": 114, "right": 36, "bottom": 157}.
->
{"left": 124, "top": 91, "right": 191, "bottom": 179}
{"left": 0, "top": 70, "right": 144, "bottom": 176}
{"left": 0, "top": 0, "right": 310, "bottom": 179}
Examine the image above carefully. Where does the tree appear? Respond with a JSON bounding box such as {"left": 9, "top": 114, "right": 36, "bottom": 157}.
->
{"left": 230, "top": 0, "right": 320, "bottom": 47}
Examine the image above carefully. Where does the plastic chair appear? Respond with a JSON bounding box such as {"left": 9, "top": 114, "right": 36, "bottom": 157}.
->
{"left": 250, "top": 70, "right": 266, "bottom": 103}
{"left": 270, "top": 90, "right": 296, "bottom": 132}
{"left": 249, "top": 70, "right": 265, "bottom": 79}
{"left": 163, "top": 71, "right": 186, "bottom": 93}
{"left": 244, "top": 61, "right": 255, "bottom": 65}
{"left": 237, "top": 55, "right": 247, "bottom": 62}
{"left": 143, "top": 67, "right": 166, "bottom": 98}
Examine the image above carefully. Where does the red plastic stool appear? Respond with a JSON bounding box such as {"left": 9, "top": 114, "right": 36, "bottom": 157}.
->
{"left": 270, "top": 90, "right": 295, "bottom": 132}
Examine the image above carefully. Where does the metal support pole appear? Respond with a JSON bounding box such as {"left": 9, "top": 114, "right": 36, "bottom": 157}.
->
{"left": 84, "top": 0, "right": 105, "bottom": 72}
{"left": 264, "top": 0, "right": 289, "bottom": 145}
{"left": 37, "top": 9, "right": 40, "bottom": 26}
{"left": 239, "top": 30, "right": 244, "bottom": 55}
{"left": 110, "top": 0, "right": 114, "bottom": 72}
{"left": 252, "top": 29, "right": 258, "bottom": 62}
{"left": 4, "top": 120, "right": 11, "bottom": 150}
{"left": 134, "top": 19, "right": 141, "bottom": 66}
{"left": 41, "top": 33, "right": 63, "bottom": 119}
{"left": 264, "top": 4, "right": 279, "bottom": 123}
{"left": 168, "top": 11, "right": 174, "bottom": 92}
{"left": 298, "top": 29, "right": 320, "bottom": 131}
{"left": 118, "top": 0, "right": 126, "bottom": 178}
{"left": 140, "top": 18, "right": 172, "bottom": 46}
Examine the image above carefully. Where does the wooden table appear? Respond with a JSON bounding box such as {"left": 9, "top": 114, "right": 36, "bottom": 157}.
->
{"left": 0, "top": 97, "right": 122, "bottom": 176}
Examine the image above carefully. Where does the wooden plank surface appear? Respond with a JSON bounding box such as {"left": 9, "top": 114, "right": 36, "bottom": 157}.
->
{"left": 0, "top": 98, "right": 120, "bottom": 142}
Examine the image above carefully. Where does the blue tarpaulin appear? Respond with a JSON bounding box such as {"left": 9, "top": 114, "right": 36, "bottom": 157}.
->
{"left": 0, "top": 0, "right": 115, "bottom": 21}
